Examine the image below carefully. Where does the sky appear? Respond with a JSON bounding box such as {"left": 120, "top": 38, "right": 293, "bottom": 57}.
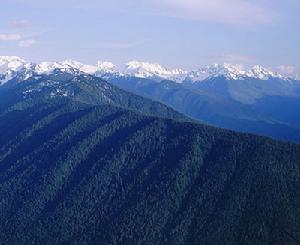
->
{"left": 0, "top": 0, "right": 299, "bottom": 75}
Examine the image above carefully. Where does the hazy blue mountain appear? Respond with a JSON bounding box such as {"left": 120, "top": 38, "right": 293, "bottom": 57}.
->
{"left": 108, "top": 75, "right": 300, "bottom": 143}
{"left": 0, "top": 73, "right": 299, "bottom": 245}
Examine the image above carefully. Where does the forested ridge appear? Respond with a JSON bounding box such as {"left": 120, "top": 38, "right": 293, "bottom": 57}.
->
{"left": 0, "top": 73, "right": 299, "bottom": 244}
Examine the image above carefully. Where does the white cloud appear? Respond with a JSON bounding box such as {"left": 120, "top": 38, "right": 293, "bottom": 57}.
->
{"left": 18, "top": 39, "right": 36, "bottom": 48}
{"left": 9, "top": 20, "right": 32, "bottom": 29}
{"left": 148, "top": 0, "right": 278, "bottom": 25}
{"left": 0, "top": 34, "right": 22, "bottom": 41}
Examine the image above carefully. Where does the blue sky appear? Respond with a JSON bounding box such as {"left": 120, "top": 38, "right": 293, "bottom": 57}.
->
{"left": 0, "top": 0, "right": 299, "bottom": 74}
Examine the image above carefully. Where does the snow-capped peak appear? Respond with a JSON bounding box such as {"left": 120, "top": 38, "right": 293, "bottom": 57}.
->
{"left": 247, "top": 65, "right": 283, "bottom": 80}
{"left": 34, "top": 60, "right": 116, "bottom": 76}
{"left": 0, "top": 55, "right": 295, "bottom": 86}
{"left": 0, "top": 56, "right": 26, "bottom": 73}
{"left": 184, "top": 63, "right": 286, "bottom": 82}
{"left": 35, "top": 60, "right": 85, "bottom": 75}
{"left": 126, "top": 61, "right": 168, "bottom": 73}
{"left": 0, "top": 56, "right": 31, "bottom": 85}
{"left": 35, "top": 61, "right": 61, "bottom": 74}
{"left": 195, "top": 63, "right": 247, "bottom": 81}
{"left": 125, "top": 61, "right": 188, "bottom": 81}
{"left": 97, "top": 61, "right": 115, "bottom": 70}
{"left": 95, "top": 61, "right": 116, "bottom": 72}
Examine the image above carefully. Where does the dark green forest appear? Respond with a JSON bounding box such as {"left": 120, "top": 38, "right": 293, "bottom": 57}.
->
{"left": 0, "top": 73, "right": 299, "bottom": 244}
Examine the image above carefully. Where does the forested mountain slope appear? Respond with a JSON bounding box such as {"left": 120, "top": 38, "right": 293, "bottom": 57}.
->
{"left": 0, "top": 71, "right": 186, "bottom": 121}
{"left": 0, "top": 73, "right": 299, "bottom": 245}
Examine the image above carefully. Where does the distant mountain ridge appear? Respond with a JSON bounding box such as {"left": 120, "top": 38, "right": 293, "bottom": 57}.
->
{"left": 0, "top": 56, "right": 296, "bottom": 86}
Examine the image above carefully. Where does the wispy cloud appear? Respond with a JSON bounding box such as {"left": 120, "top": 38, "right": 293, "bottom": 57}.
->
{"left": 148, "top": 0, "right": 279, "bottom": 25}
{"left": 5, "top": 0, "right": 278, "bottom": 26}
{"left": 0, "top": 32, "right": 36, "bottom": 48}
{"left": 0, "top": 34, "right": 22, "bottom": 41}
{"left": 9, "top": 20, "right": 32, "bottom": 29}
{"left": 18, "top": 39, "right": 36, "bottom": 48}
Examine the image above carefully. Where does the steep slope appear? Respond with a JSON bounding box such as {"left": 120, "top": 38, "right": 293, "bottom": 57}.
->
{"left": 0, "top": 73, "right": 299, "bottom": 245}
{"left": 0, "top": 96, "right": 299, "bottom": 245}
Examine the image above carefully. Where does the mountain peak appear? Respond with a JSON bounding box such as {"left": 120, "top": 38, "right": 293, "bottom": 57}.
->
{"left": 35, "top": 61, "right": 81, "bottom": 75}
{"left": 125, "top": 60, "right": 187, "bottom": 81}
{"left": 197, "top": 63, "right": 247, "bottom": 80}
{"left": 186, "top": 63, "right": 286, "bottom": 82}
{"left": 0, "top": 56, "right": 31, "bottom": 85}
{"left": 0, "top": 56, "right": 26, "bottom": 71}
{"left": 248, "top": 65, "right": 282, "bottom": 80}
{"left": 126, "top": 60, "right": 166, "bottom": 71}
{"left": 0, "top": 56, "right": 295, "bottom": 86}
{"left": 96, "top": 61, "right": 115, "bottom": 71}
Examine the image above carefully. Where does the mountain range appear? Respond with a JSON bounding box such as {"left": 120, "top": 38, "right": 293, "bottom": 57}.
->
{"left": 0, "top": 70, "right": 299, "bottom": 244}
{"left": 0, "top": 56, "right": 294, "bottom": 85}
{"left": 2, "top": 56, "right": 300, "bottom": 143}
